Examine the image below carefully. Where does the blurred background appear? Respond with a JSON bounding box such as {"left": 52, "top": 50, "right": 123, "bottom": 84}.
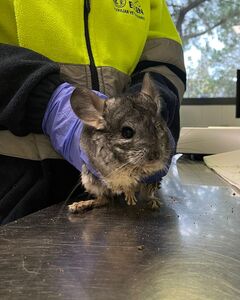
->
{"left": 167, "top": 0, "right": 240, "bottom": 127}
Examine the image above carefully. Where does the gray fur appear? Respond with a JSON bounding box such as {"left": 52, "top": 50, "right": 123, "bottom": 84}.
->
{"left": 69, "top": 73, "right": 171, "bottom": 211}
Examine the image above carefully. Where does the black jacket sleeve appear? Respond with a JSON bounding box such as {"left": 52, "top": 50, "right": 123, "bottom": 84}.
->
{"left": 0, "top": 43, "right": 64, "bottom": 136}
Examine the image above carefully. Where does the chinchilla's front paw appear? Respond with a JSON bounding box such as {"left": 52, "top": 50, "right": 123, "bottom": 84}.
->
{"left": 125, "top": 191, "right": 137, "bottom": 206}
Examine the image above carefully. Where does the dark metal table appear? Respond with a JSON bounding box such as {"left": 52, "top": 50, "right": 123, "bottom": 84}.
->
{"left": 0, "top": 155, "right": 240, "bottom": 300}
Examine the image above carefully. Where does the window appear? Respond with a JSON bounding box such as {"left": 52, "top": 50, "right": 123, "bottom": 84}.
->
{"left": 167, "top": 0, "right": 240, "bottom": 98}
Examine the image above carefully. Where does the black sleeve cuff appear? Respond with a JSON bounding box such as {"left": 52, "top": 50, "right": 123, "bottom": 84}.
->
{"left": 26, "top": 74, "right": 64, "bottom": 134}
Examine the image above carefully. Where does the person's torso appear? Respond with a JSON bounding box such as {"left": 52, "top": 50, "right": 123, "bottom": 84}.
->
{"left": 0, "top": 0, "right": 172, "bottom": 162}
{"left": 1, "top": 0, "right": 151, "bottom": 78}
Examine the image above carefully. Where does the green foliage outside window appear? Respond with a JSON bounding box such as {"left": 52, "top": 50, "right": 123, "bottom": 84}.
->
{"left": 167, "top": 0, "right": 240, "bottom": 98}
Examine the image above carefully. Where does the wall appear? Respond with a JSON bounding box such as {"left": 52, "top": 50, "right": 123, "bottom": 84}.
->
{"left": 180, "top": 105, "right": 240, "bottom": 127}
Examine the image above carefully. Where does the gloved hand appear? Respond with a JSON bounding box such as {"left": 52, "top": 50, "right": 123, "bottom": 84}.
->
{"left": 42, "top": 82, "right": 107, "bottom": 176}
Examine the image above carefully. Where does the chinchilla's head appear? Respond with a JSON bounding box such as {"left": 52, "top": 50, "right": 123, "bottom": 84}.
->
{"left": 70, "top": 73, "right": 173, "bottom": 187}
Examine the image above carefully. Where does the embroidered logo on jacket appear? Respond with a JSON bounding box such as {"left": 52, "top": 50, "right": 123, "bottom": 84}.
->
{"left": 113, "top": 0, "right": 127, "bottom": 8}
{"left": 113, "top": 0, "right": 144, "bottom": 19}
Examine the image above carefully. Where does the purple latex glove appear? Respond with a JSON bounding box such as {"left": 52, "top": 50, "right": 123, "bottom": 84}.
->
{"left": 42, "top": 82, "right": 107, "bottom": 176}
{"left": 142, "top": 128, "right": 176, "bottom": 184}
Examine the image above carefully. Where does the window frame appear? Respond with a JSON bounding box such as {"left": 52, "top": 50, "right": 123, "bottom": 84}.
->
{"left": 182, "top": 97, "right": 236, "bottom": 105}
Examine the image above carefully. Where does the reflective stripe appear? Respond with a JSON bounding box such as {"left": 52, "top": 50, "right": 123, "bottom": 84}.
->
{"left": 138, "top": 38, "right": 186, "bottom": 100}
{"left": 142, "top": 65, "right": 185, "bottom": 101}
{"left": 60, "top": 64, "right": 130, "bottom": 97}
{"left": 0, "top": 131, "right": 62, "bottom": 161}
{"left": 60, "top": 64, "right": 92, "bottom": 89}
{"left": 134, "top": 60, "right": 186, "bottom": 88}
{"left": 140, "top": 38, "right": 185, "bottom": 74}
{"left": 97, "top": 67, "right": 130, "bottom": 97}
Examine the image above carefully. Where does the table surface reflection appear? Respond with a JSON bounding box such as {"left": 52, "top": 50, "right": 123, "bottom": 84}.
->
{"left": 0, "top": 155, "right": 240, "bottom": 300}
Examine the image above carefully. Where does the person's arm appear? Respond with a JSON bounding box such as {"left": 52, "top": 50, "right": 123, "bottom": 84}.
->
{"left": 0, "top": 43, "right": 106, "bottom": 174}
{"left": 0, "top": 43, "right": 64, "bottom": 136}
{"left": 128, "top": 0, "right": 186, "bottom": 144}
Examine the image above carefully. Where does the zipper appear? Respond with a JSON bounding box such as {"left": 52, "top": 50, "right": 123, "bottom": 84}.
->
{"left": 84, "top": 0, "right": 99, "bottom": 90}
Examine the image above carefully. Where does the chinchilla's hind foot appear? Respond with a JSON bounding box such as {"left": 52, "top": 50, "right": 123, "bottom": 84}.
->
{"left": 139, "top": 182, "right": 162, "bottom": 210}
{"left": 68, "top": 196, "right": 109, "bottom": 213}
{"left": 147, "top": 196, "right": 162, "bottom": 210}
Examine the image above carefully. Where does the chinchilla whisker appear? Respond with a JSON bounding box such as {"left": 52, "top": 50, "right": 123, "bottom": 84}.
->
{"left": 55, "top": 181, "right": 83, "bottom": 220}
{"left": 162, "top": 165, "right": 169, "bottom": 173}
{"left": 135, "top": 154, "right": 145, "bottom": 164}
{"left": 128, "top": 149, "right": 146, "bottom": 161}
{"left": 128, "top": 153, "right": 144, "bottom": 164}
{"left": 129, "top": 157, "right": 144, "bottom": 166}
{"left": 105, "top": 150, "right": 146, "bottom": 178}
{"left": 105, "top": 161, "right": 132, "bottom": 179}
{"left": 105, "top": 154, "right": 144, "bottom": 179}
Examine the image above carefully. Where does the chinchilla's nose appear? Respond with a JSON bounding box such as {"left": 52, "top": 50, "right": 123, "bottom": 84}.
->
{"left": 148, "top": 150, "right": 159, "bottom": 161}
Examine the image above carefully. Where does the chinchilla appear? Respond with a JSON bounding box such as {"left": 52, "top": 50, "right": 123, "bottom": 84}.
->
{"left": 68, "top": 73, "right": 173, "bottom": 213}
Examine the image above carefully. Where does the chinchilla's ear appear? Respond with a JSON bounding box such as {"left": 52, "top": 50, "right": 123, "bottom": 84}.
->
{"left": 141, "top": 73, "right": 161, "bottom": 111}
{"left": 70, "top": 88, "right": 106, "bottom": 129}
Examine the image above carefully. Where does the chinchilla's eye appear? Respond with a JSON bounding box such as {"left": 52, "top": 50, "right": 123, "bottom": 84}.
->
{"left": 121, "top": 126, "right": 135, "bottom": 139}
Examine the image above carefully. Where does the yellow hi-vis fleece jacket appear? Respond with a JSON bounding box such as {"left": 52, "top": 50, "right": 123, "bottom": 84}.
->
{"left": 0, "top": 0, "right": 186, "bottom": 161}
